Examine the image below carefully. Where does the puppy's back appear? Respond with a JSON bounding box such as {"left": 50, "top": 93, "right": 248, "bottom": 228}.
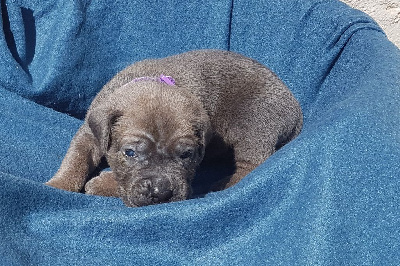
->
{"left": 92, "top": 49, "right": 302, "bottom": 152}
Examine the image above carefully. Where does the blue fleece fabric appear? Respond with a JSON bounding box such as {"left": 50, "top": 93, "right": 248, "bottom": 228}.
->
{"left": 1, "top": 0, "right": 399, "bottom": 265}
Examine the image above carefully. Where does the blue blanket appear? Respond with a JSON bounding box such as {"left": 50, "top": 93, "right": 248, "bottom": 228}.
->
{"left": 1, "top": 0, "right": 399, "bottom": 265}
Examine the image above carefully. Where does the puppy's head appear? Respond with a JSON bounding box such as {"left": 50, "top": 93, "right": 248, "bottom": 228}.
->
{"left": 88, "top": 82, "right": 211, "bottom": 207}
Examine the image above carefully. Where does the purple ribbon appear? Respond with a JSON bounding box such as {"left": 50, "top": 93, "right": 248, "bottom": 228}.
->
{"left": 129, "top": 75, "right": 176, "bottom": 86}
{"left": 159, "top": 75, "right": 176, "bottom": 86}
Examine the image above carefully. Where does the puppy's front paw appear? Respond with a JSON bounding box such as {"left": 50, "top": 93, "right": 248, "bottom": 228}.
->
{"left": 85, "top": 171, "right": 119, "bottom": 197}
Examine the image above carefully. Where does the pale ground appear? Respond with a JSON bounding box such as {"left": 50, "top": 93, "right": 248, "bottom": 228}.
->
{"left": 341, "top": 0, "right": 400, "bottom": 48}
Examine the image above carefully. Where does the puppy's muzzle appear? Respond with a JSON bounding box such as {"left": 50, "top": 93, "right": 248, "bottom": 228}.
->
{"left": 131, "top": 176, "right": 173, "bottom": 206}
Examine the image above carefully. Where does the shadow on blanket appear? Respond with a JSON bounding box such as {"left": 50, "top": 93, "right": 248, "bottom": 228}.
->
{"left": 0, "top": 0, "right": 399, "bottom": 265}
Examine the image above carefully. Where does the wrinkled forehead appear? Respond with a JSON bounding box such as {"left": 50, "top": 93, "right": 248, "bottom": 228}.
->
{"left": 111, "top": 83, "right": 202, "bottom": 140}
{"left": 114, "top": 109, "right": 196, "bottom": 143}
{"left": 115, "top": 82, "right": 199, "bottom": 115}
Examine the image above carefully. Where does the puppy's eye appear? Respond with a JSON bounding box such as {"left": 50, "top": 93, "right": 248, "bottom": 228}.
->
{"left": 124, "top": 149, "right": 136, "bottom": 158}
{"left": 180, "top": 150, "right": 193, "bottom": 160}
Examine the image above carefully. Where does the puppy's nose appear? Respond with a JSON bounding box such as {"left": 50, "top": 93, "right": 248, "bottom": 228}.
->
{"left": 133, "top": 177, "right": 173, "bottom": 206}
{"left": 150, "top": 176, "right": 173, "bottom": 203}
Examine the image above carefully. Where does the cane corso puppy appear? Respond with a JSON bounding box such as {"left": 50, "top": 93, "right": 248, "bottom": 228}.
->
{"left": 46, "top": 49, "right": 303, "bottom": 207}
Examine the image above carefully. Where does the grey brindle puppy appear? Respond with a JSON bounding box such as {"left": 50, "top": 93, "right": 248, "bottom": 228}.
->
{"left": 46, "top": 50, "right": 303, "bottom": 207}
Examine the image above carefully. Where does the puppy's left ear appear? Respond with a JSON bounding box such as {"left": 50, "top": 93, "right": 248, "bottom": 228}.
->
{"left": 86, "top": 101, "right": 123, "bottom": 155}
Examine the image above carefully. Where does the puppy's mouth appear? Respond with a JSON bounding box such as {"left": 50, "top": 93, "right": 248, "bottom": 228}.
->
{"left": 120, "top": 176, "right": 190, "bottom": 207}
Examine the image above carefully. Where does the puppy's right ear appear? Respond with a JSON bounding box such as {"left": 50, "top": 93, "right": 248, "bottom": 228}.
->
{"left": 87, "top": 104, "right": 122, "bottom": 155}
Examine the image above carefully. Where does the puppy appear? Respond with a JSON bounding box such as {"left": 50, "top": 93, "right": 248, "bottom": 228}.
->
{"left": 46, "top": 50, "right": 303, "bottom": 207}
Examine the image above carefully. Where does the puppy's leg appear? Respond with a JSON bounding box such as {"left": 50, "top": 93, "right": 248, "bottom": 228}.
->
{"left": 210, "top": 160, "right": 260, "bottom": 191}
{"left": 46, "top": 124, "right": 102, "bottom": 192}
{"left": 85, "top": 171, "right": 119, "bottom": 197}
{"left": 224, "top": 161, "right": 260, "bottom": 188}
{"left": 224, "top": 137, "right": 276, "bottom": 189}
